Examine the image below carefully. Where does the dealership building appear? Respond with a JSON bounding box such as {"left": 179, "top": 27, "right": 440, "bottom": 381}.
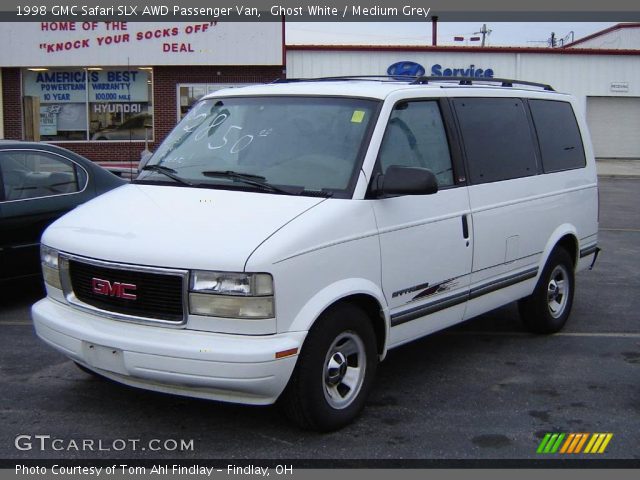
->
{"left": 1, "top": 21, "right": 639, "bottom": 161}
{"left": 0, "top": 21, "right": 285, "bottom": 162}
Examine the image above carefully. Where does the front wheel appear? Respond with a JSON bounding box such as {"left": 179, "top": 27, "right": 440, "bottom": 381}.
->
{"left": 519, "top": 247, "right": 575, "bottom": 334}
{"left": 279, "top": 303, "right": 378, "bottom": 431}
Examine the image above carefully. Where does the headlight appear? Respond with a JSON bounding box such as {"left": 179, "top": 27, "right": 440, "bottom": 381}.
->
{"left": 189, "top": 270, "right": 274, "bottom": 318}
{"left": 40, "top": 245, "right": 61, "bottom": 289}
{"left": 190, "top": 271, "right": 273, "bottom": 296}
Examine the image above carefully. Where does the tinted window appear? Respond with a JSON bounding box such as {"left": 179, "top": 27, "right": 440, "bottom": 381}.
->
{"left": 378, "top": 101, "right": 454, "bottom": 187}
{"left": 0, "top": 150, "right": 80, "bottom": 201}
{"left": 454, "top": 98, "right": 538, "bottom": 184}
{"left": 529, "top": 100, "right": 586, "bottom": 172}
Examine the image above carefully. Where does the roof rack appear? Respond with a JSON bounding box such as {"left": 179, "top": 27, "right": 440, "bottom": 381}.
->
{"left": 272, "top": 75, "right": 419, "bottom": 83}
{"left": 271, "top": 75, "right": 555, "bottom": 92}
{"left": 411, "top": 76, "right": 555, "bottom": 91}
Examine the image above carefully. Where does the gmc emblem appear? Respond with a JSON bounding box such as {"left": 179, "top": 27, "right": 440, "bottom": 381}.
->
{"left": 91, "top": 277, "right": 137, "bottom": 300}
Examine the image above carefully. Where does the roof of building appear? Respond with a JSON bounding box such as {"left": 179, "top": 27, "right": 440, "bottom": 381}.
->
{"left": 286, "top": 43, "right": 640, "bottom": 56}
{"left": 562, "top": 23, "right": 640, "bottom": 48}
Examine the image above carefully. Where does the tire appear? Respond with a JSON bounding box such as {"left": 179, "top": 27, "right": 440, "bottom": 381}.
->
{"left": 279, "top": 302, "right": 378, "bottom": 432}
{"left": 518, "top": 247, "right": 575, "bottom": 334}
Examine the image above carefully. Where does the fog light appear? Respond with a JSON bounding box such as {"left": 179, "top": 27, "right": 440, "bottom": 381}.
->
{"left": 189, "top": 293, "right": 274, "bottom": 319}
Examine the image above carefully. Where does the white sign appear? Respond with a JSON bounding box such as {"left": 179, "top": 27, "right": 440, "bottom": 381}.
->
{"left": 610, "top": 82, "right": 630, "bottom": 93}
{"left": 23, "top": 70, "right": 149, "bottom": 103}
{"left": 39, "top": 105, "right": 58, "bottom": 135}
{"left": 36, "top": 103, "right": 88, "bottom": 132}
{"left": 0, "top": 22, "right": 283, "bottom": 67}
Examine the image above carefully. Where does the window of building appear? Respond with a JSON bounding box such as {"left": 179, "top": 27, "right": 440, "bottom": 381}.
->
{"left": 378, "top": 101, "right": 454, "bottom": 187}
{"left": 177, "top": 83, "right": 254, "bottom": 120}
{"left": 453, "top": 98, "right": 538, "bottom": 184}
{"left": 22, "top": 67, "right": 153, "bottom": 142}
{"left": 529, "top": 100, "right": 586, "bottom": 172}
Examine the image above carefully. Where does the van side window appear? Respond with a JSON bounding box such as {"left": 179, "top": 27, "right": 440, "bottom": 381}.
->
{"left": 453, "top": 98, "right": 538, "bottom": 184}
{"left": 529, "top": 100, "right": 586, "bottom": 172}
{"left": 378, "top": 101, "right": 454, "bottom": 187}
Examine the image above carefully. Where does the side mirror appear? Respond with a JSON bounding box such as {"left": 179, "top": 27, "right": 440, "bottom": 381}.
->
{"left": 375, "top": 165, "right": 439, "bottom": 197}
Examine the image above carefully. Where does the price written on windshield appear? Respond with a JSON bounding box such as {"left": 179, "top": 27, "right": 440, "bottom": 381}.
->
{"left": 189, "top": 112, "right": 273, "bottom": 154}
{"left": 162, "top": 106, "right": 273, "bottom": 165}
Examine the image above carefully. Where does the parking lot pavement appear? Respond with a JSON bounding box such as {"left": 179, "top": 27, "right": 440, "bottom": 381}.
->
{"left": 0, "top": 177, "right": 638, "bottom": 462}
{"left": 596, "top": 159, "right": 640, "bottom": 178}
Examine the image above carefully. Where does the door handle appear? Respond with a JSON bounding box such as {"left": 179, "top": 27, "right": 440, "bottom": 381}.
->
{"left": 461, "top": 214, "right": 469, "bottom": 239}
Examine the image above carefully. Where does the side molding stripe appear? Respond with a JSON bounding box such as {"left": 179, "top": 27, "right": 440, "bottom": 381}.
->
{"left": 468, "top": 267, "right": 538, "bottom": 300}
{"left": 390, "top": 267, "right": 539, "bottom": 327}
{"left": 391, "top": 291, "right": 468, "bottom": 327}
{"left": 579, "top": 244, "right": 598, "bottom": 258}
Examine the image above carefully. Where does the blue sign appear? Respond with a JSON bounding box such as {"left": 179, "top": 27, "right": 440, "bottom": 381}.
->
{"left": 431, "top": 64, "right": 494, "bottom": 78}
{"left": 386, "top": 62, "right": 495, "bottom": 79}
{"left": 387, "top": 61, "right": 426, "bottom": 77}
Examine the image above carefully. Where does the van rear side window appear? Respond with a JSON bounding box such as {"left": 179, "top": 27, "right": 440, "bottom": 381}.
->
{"left": 453, "top": 98, "right": 538, "bottom": 184}
{"left": 529, "top": 100, "right": 586, "bottom": 173}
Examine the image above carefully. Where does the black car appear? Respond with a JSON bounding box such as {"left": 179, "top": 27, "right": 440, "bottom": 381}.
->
{"left": 0, "top": 141, "right": 125, "bottom": 281}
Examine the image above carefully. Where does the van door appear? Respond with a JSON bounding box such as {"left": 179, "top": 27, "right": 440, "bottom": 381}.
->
{"left": 452, "top": 97, "right": 543, "bottom": 320}
{"left": 370, "top": 100, "right": 473, "bottom": 347}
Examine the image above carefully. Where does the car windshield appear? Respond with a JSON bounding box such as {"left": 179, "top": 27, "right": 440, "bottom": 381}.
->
{"left": 138, "top": 96, "right": 379, "bottom": 197}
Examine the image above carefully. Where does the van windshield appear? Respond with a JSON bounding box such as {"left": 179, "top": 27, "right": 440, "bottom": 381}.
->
{"left": 138, "top": 96, "right": 379, "bottom": 197}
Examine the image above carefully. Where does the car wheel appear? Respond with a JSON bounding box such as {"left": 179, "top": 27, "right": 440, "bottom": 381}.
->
{"left": 519, "top": 247, "right": 575, "bottom": 334}
{"left": 279, "top": 302, "right": 378, "bottom": 431}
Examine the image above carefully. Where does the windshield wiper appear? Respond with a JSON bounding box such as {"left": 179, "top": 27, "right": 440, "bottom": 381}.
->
{"left": 201, "top": 170, "right": 294, "bottom": 195}
{"left": 139, "top": 165, "right": 194, "bottom": 186}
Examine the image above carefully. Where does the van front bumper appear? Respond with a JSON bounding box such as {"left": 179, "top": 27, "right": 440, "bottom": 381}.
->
{"left": 32, "top": 298, "right": 305, "bottom": 405}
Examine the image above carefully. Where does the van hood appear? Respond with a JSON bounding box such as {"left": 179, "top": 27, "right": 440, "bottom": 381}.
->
{"left": 42, "top": 184, "right": 326, "bottom": 271}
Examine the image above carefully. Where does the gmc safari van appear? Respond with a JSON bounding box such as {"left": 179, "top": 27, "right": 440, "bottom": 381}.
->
{"left": 32, "top": 77, "right": 599, "bottom": 431}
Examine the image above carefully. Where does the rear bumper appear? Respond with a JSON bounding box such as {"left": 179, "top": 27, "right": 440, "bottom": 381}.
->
{"left": 32, "top": 298, "right": 305, "bottom": 405}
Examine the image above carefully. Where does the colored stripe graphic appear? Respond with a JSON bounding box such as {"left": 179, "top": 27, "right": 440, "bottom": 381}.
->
{"left": 598, "top": 433, "right": 614, "bottom": 453}
{"left": 575, "top": 433, "right": 590, "bottom": 453}
{"left": 537, "top": 433, "right": 565, "bottom": 453}
{"left": 584, "top": 433, "right": 614, "bottom": 454}
{"left": 584, "top": 434, "right": 599, "bottom": 453}
{"left": 538, "top": 433, "right": 613, "bottom": 454}
{"left": 545, "top": 433, "right": 559, "bottom": 453}
{"left": 560, "top": 433, "right": 576, "bottom": 453}
{"left": 537, "top": 433, "right": 552, "bottom": 453}
{"left": 550, "top": 433, "right": 565, "bottom": 453}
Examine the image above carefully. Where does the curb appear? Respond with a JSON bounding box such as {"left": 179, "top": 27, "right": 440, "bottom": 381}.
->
{"left": 597, "top": 174, "right": 640, "bottom": 179}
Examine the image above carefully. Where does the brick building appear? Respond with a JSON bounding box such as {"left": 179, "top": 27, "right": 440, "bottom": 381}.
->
{"left": 0, "top": 21, "right": 284, "bottom": 163}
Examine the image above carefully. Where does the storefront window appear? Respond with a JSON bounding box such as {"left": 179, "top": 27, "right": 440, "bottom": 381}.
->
{"left": 23, "top": 69, "right": 88, "bottom": 141}
{"left": 178, "top": 83, "right": 252, "bottom": 120}
{"left": 22, "top": 67, "right": 153, "bottom": 142}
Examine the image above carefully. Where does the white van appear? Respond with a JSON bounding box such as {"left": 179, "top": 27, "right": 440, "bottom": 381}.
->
{"left": 32, "top": 77, "right": 599, "bottom": 431}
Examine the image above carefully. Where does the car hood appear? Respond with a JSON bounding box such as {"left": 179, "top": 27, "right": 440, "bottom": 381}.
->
{"left": 42, "top": 184, "right": 326, "bottom": 271}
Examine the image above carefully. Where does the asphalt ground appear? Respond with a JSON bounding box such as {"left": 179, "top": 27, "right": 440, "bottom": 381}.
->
{"left": 0, "top": 177, "right": 638, "bottom": 463}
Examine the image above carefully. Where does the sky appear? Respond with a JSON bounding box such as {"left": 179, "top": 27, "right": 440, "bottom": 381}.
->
{"left": 286, "top": 22, "right": 620, "bottom": 47}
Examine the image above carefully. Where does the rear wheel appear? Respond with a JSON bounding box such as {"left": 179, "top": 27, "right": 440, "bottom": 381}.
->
{"left": 279, "top": 303, "right": 378, "bottom": 431}
{"left": 519, "top": 247, "right": 575, "bottom": 334}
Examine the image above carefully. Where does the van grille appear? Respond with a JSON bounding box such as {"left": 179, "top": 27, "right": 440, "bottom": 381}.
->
{"left": 68, "top": 260, "right": 184, "bottom": 322}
